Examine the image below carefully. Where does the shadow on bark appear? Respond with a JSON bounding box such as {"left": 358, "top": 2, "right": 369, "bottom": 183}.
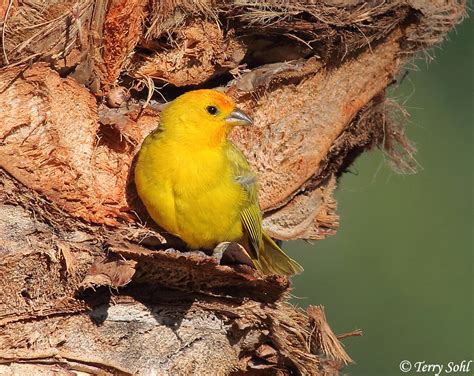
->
{"left": 0, "top": 0, "right": 465, "bottom": 374}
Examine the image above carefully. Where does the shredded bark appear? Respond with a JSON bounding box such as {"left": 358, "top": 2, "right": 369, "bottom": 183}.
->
{"left": 0, "top": 0, "right": 465, "bottom": 374}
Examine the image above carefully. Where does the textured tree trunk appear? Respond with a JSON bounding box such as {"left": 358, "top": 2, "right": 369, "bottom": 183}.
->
{"left": 0, "top": 1, "right": 464, "bottom": 375}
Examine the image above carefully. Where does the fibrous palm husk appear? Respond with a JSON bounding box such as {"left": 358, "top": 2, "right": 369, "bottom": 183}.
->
{"left": 0, "top": 0, "right": 465, "bottom": 374}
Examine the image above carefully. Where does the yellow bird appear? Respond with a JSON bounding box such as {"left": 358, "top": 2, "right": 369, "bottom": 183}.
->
{"left": 134, "top": 89, "right": 303, "bottom": 276}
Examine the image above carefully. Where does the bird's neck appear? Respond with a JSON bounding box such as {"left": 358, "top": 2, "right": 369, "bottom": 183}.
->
{"left": 166, "top": 128, "right": 228, "bottom": 149}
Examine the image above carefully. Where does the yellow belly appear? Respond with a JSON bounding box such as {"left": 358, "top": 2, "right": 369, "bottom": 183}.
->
{"left": 135, "top": 137, "right": 244, "bottom": 249}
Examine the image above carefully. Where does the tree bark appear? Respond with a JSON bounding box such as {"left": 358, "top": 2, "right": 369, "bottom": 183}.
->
{"left": 0, "top": 1, "right": 464, "bottom": 375}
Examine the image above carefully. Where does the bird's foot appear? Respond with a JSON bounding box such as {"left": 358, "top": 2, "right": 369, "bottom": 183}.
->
{"left": 214, "top": 242, "right": 254, "bottom": 268}
{"left": 187, "top": 249, "right": 210, "bottom": 258}
{"left": 211, "top": 242, "right": 231, "bottom": 264}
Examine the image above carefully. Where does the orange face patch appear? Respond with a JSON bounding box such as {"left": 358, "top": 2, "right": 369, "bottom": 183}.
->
{"left": 207, "top": 91, "right": 235, "bottom": 112}
{"left": 184, "top": 89, "right": 235, "bottom": 114}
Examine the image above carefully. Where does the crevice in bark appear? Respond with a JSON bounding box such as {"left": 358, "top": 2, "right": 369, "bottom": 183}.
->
{"left": 0, "top": 0, "right": 465, "bottom": 374}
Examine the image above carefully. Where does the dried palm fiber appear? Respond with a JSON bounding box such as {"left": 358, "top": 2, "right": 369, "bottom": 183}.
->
{"left": 0, "top": 0, "right": 466, "bottom": 375}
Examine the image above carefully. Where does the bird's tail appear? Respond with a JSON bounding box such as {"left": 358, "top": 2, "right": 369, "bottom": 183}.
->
{"left": 254, "top": 232, "right": 304, "bottom": 276}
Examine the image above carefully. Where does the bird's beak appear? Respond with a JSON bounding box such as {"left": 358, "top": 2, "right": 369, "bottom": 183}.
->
{"left": 225, "top": 109, "right": 253, "bottom": 127}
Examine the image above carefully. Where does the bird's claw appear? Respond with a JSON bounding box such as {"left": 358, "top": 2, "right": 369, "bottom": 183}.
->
{"left": 213, "top": 242, "right": 254, "bottom": 268}
{"left": 212, "top": 242, "right": 231, "bottom": 263}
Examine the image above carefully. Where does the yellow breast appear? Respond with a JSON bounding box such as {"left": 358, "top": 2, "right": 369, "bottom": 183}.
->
{"left": 135, "top": 133, "right": 244, "bottom": 249}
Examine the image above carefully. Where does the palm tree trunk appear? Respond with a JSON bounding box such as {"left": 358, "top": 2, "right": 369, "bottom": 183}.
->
{"left": 0, "top": 1, "right": 464, "bottom": 374}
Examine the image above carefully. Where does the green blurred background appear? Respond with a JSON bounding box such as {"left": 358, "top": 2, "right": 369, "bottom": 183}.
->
{"left": 287, "top": 15, "right": 473, "bottom": 376}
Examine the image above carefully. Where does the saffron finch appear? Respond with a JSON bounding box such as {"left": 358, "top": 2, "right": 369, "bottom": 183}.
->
{"left": 134, "top": 89, "right": 303, "bottom": 276}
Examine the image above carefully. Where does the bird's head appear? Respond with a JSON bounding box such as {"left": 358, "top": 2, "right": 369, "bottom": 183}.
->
{"left": 159, "top": 89, "right": 253, "bottom": 147}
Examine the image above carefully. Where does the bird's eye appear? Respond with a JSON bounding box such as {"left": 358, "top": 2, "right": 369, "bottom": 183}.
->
{"left": 206, "top": 105, "right": 218, "bottom": 115}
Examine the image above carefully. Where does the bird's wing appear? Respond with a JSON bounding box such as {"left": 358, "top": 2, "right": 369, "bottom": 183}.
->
{"left": 226, "top": 143, "right": 263, "bottom": 260}
{"left": 225, "top": 142, "right": 303, "bottom": 276}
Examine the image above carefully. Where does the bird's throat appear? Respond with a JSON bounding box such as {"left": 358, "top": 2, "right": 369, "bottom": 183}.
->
{"left": 209, "top": 126, "right": 228, "bottom": 147}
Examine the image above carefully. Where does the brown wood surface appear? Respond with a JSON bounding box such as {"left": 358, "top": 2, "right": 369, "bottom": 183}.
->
{"left": 0, "top": 0, "right": 464, "bottom": 374}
